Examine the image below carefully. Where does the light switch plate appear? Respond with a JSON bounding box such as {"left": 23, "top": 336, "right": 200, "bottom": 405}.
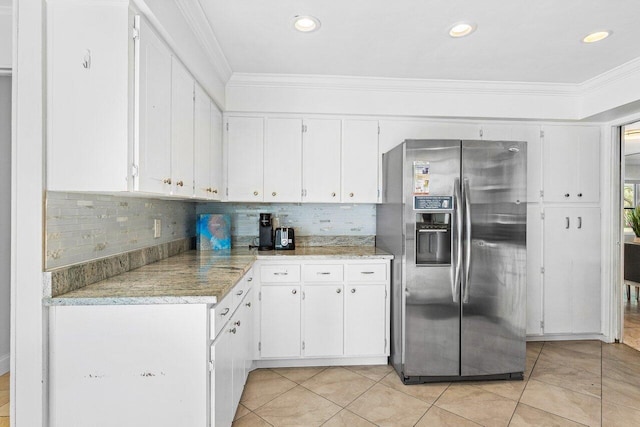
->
{"left": 153, "top": 219, "right": 161, "bottom": 238}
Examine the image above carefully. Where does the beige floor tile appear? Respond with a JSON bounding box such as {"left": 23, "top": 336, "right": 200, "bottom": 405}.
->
{"left": 602, "top": 401, "right": 640, "bottom": 427}
{"left": 602, "top": 374, "right": 640, "bottom": 410}
{"left": 531, "top": 356, "right": 601, "bottom": 398}
{"left": 240, "top": 369, "right": 297, "bottom": 411}
{"left": 0, "top": 404, "right": 7, "bottom": 418}
{"left": 301, "top": 367, "right": 375, "bottom": 407}
{"left": 271, "top": 366, "right": 326, "bottom": 384}
{"left": 255, "top": 385, "right": 341, "bottom": 427}
{"left": 472, "top": 378, "right": 527, "bottom": 401}
{"left": 434, "top": 384, "right": 517, "bottom": 427}
{"left": 322, "top": 409, "right": 375, "bottom": 427}
{"left": 234, "top": 403, "right": 251, "bottom": 421}
{"left": 510, "top": 403, "right": 586, "bottom": 426}
{"left": 347, "top": 383, "right": 430, "bottom": 427}
{"left": 537, "top": 346, "right": 601, "bottom": 376}
{"left": 232, "top": 412, "right": 273, "bottom": 427}
{"left": 344, "top": 364, "right": 394, "bottom": 382}
{"left": 542, "top": 340, "right": 601, "bottom": 357}
{"left": 602, "top": 343, "right": 640, "bottom": 365}
{"left": 526, "top": 341, "right": 544, "bottom": 357}
{"left": 415, "top": 406, "right": 481, "bottom": 426}
{"left": 520, "top": 380, "right": 600, "bottom": 427}
{"left": 0, "top": 417, "right": 8, "bottom": 427}
{"left": 379, "top": 371, "right": 449, "bottom": 404}
{"left": 0, "top": 375, "right": 7, "bottom": 392}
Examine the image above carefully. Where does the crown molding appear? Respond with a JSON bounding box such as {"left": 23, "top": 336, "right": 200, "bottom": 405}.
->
{"left": 227, "top": 72, "right": 580, "bottom": 98}
{"left": 174, "top": 0, "right": 232, "bottom": 83}
{"left": 580, "top": 56, "right": 640, "bottom": 94}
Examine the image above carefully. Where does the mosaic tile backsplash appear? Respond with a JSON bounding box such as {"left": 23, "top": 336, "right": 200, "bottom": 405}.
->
{"left": 196, "top": 203, "right": 376, "bottom": 247}
{"left": 45, "top": 192, "right": 196, "bottom": 269}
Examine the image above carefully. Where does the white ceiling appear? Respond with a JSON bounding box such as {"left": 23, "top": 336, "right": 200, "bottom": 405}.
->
{"left": 200, "top": 0, "right": 640, "bottom": 84}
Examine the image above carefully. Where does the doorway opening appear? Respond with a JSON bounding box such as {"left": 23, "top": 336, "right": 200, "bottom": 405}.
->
{"left": 621, "top": 120, "right": 640, "bottom": 351}
{"left": 0, "top": 75, "right": 10, "bottom": 420}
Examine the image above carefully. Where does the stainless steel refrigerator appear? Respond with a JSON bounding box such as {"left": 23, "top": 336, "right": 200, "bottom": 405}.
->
{"left": 376, "top": 139, "right": 527, "bottom": 383}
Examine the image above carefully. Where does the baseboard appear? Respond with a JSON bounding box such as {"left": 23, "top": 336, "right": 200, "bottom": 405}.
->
{"left": 526, "top": 333, "right": 606, "bottom": 342}
{"left": 0, "top": 352, "right": 9, "bottom": 375}
{"left": 255, "top": 356, "right": 388, "bottom": 369}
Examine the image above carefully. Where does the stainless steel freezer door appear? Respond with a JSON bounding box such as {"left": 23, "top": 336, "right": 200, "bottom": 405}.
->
{"left": 403, "top": 140, "right": 461, "bottom": 377}
{"left": 460, "top": 140, "right": 527, "bottom": 377}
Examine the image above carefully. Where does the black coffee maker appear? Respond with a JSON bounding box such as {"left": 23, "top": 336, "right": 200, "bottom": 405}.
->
{"left": 258, "top": 213, "right": 274, "bottom": 251}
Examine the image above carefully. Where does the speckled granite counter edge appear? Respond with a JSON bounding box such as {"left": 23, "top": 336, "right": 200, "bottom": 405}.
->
{"left": 44, "top": 295, "right": 219, "bottom": 306}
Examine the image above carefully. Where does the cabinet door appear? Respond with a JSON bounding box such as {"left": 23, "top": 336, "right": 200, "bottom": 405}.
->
{"left": 342, "top": 120, "right": 379, "bottom": 203}
{"left": 170, "top": 58, "right": 195, "bottom": 197}
{"left": 135, "top": 16, "right": 172, "bottom": 194}
{"left": 264, "top": 118, "right": 303, "bottom": 202}
{"left": 193, "top": 84, "right": 211, "bottom": 199}
{"left": 227, "top": 116, "right": 264, "bottom": 201}
{"left": 303, "top": 119, "right": 341, "bottom": 202}
{"left": 542, "top": 126, "right": 577, "bottom": 203}
{"left": 571, "top": 208, "right": 601, "bottom": 333}
{"left": 260, "top": 285, "right": 301, "bottom": 358}
{"left": 543, "top": 208, "right": 574, "bottom": 334}
{"left": 345, "top": 285, "right": 386, "bottom": 356}
{"left": 575, "top": 127, "right": 600, "bottom": 203}
{"left": 210, "top": 103, "right": 223, "bottom": 200}
{"left": 303, "top": 285, "right": 344, "bottom": 357}
{"left": 213, "top": 327, "right": 234, "bottom": 427}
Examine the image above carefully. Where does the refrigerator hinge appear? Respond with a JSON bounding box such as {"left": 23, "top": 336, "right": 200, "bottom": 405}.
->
{"left": 208, "top": 360, "right": 214, "bottom": 371}
{"left": 540, "top": 267, "right": 545, "bottom": 274}
{"left": 540, "top": 130, "right": 545, "bottom": 138}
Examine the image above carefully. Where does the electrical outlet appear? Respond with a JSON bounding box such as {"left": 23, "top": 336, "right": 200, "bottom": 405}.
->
{"left": 153, "top": 219, "right": 161, "bottom": 238}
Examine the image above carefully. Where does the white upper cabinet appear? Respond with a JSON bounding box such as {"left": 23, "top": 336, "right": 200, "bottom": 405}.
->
{"left": 226, "top": 116, "right": 264, "bottom": 201}
{"left": 264, "top": 118, "right": 303, "bottom": 202}
{"left": 135, "top": 16, "right": 172, "bottom": 194}
{"left": 170, "top": 59, "right": 195, "bottom": 197}
{"left": 542, "top": 125, "right": 600, "bottom": 203}
{"left": 47, "top": 0, "right": 130, "bottom": 192}
{"left": 481, "top": 124, "right": 542, "bottom": 202}
{"left": 193, "top": 84, "right": 212, "bottom": 199}
{"left": 303, "top": 119, "right": 342, "bottom": 202}
{"left": 210, "top": 103, "right": 223, "bottom": 200}
{"left": 342, "top": 120, "right": 379, "bottom": 203}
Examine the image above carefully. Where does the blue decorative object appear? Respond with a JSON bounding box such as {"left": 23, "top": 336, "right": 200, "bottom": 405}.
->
{"left": 196, "top": 214, "right": 231, "bottom": 250}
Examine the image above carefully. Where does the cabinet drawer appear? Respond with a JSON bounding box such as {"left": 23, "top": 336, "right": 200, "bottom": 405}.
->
{"left": 303, "top": 264, "right": 344, "bottom": 283}
{"left": 261, "top": 264, "right": 301, "bottom": 283}
{"left": 232, "top": 271, "right": 254, "bottom": 307}
{"left": 211, "top": 293, "right": 235, "bottom": 339}
{"left": 346, "top": 263, "right": 387, "bottom": 282}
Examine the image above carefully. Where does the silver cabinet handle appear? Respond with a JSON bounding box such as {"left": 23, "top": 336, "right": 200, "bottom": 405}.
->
{"left": 236, "top": 289, "right": 244, "bottom": 296}
{"left": 351, "top": 288, "right": 356, "bottom": 293}
{"left": 317, "top": 272, "right": 331, "bottom": 275}
{"left": 229, "top": 327, "right": 236, "bottom": 334}
{"left": 292, "top": 289, "right": 297, "bottom": 295}
{"left": 220, "top": 308, "right": 230, "bottom": 316}
{"left": 274, "top": 272, "right": 289, "bottom": 276}
{"left": 565, "top": 217, "right": 570, "bottom": 229}
{"left": 361, "top": 271, "right": 374, "bottom": 275}
{"left": 336, "top": 288, "right": 341, "bottom": 293}
{"left": 578, "top": 216, "right": 582, "bottom": 229}
{"left": 234, "top": 320, "right": 241, "bottom": 327}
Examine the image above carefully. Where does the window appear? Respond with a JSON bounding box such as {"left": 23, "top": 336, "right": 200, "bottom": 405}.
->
{"left": 624, "top": 182, "right": 640, "bottom": 232}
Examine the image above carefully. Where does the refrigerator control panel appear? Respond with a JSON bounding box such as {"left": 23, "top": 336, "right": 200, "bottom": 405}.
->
{"left": 413, "top": 195, "right": 453, "bottom": 210}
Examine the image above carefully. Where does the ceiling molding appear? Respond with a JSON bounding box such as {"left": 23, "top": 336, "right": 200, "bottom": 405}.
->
{"left": 174, "top": 0, "right": 232, "bottom": 82}
{"left": 227, "top": 73, "right": 580, "bottom": 98}
{"left": 580, "top": 56, "right": 640, "bottom": 94}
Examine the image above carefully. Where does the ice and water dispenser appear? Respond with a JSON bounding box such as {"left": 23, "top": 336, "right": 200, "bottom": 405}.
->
{"left": 415, "top": 212, "right": 452, "bottom": 265}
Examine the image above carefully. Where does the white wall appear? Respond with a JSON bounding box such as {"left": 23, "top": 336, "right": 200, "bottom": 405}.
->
{"left": 0, "top": 76, "right": 9, "bottom": 375}
{"left": 0, "top": 6, "right": 10, "bottom": 70}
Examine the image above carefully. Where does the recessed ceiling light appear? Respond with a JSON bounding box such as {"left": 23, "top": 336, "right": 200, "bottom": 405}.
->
{"left": 293, "top": 15, "right": 321, "bottom": 33}
{"left": 449, "top": 22, "right": 476, "bottom": 38}
{"left": 582, "top": 30, "right": 611, "bottom": 43}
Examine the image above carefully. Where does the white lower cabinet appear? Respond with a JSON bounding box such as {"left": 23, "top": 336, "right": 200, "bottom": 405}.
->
{"left": 212, "top": 324, "right": 234, "bottom": 427}
{"left": 258, "top": 260, "right": 390, "bottom": 362}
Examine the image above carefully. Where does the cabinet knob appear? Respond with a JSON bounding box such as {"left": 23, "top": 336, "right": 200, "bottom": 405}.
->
{"left": 578, "top": 193, "right": 583, "bottom": 197}
{"left": 349, "top": 192, "right": 354, "bottom": 198}
{"left": 163, "top": 178, "right": 172, "bottom": 185}
{"left": 336, "top": 288, "right": 341, "bottom": 293}
{"left": 234, "top": 320, "right": 241, "bottom": 327}
{"left": 247, "top": 277, "right": 253, "bottom": 282}
{"left": 176, "top": 180, "right": 184, "bottom": 187}
{"left": 351, "top": 288, "right": 356, "bottom": 293}
{"left": 212, "top": 189, "right": 218, "bottom": 194}
{"left": 245, "top": 302, "right": 251, "bottom": 307}
{"left": 272, "top": 192, "right": 277, "bottom": 197}
{"left": 564, "top": 193, "right": 570, "bottom": 198}
{"left": 331, "top": 192, "right": 336, "bottom": 197}
{"left": 254, "top": 191, "right": 259, "bottom": 196}
{"left": 229, "top": 327, "right": 237, "bottom": 334}
{"left": 206, "top": 187, "right": 212, "bottom": 193}
{"left": 292, "top": 289, "right": 297, "bottom": 295}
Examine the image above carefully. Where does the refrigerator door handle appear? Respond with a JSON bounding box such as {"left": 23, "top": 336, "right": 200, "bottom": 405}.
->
{"left": 462, "top": 178, "right": 472, "bottom": 303}
{"left": 453, "top": 178, "right": 462, "bottom": 303}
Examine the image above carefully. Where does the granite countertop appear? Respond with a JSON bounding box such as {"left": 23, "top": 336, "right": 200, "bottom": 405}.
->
{"left": 45, "top": 247, "right": 392, "bottom": 306}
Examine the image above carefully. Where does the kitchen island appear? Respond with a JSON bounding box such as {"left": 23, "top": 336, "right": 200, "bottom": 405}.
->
{"left": 45, "top": 246, "right": 392, "bottom": 427}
